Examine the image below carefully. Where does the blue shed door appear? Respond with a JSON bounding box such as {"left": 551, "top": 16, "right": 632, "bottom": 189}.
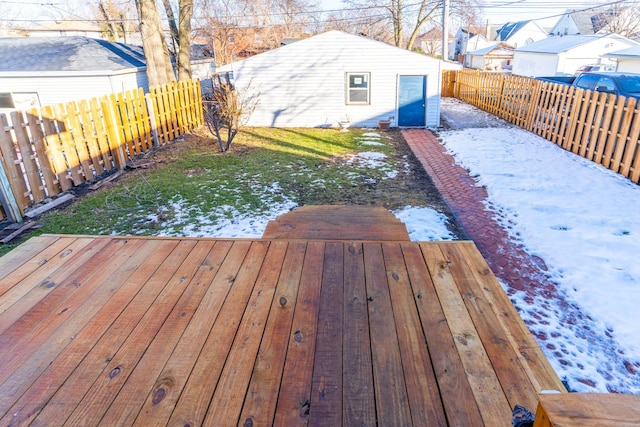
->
{"left": 398, "top": 75, "right": 426, "bottom": 127}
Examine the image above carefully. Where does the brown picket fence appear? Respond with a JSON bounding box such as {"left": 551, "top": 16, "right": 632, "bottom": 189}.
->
{"left": 0, "top": 79, "right": 203, "bottom": 222}
{"left": 442, "top": 69, "right": 640, "bottom": 184}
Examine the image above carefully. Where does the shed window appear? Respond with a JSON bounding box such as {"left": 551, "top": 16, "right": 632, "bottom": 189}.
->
{"left": 0, "top": 93, "right": 14, "bottom": 109}
{"left": 346, "top": 72, "right": 370, "bottom": 104}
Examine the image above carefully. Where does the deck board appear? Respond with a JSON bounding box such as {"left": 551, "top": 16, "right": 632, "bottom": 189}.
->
{"left": 0, "top": 235, "right": 565, "bottom": 426}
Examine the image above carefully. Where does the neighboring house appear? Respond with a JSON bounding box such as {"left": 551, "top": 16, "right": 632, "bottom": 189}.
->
{"left": 0, "top": 37, "right": 148, "bottom": 112}
{"left": 512, "top": 34, "right": 638, "bottom": 77}
{"left": 604, "top": 45, "right": 640, "bottom": 73}
{"left": 217, "top": 30, "right": 448, "bottom": 128}
{"left": 495, "top": 20, "right": 547, "bottom": 48}
{"left": 20, "top": 21, "right": 104, "bottom": 39}
{"left": 467, "top": 42, "right": 514, "bottom": 71}
{"left": 549, "top": 10, "right": 602, "bottom": 35}
{"left": 415, "top": 27, "right": 454, "bottom": 58}
{"left": 454, "top": 27, "right": 491, "bottom": 61}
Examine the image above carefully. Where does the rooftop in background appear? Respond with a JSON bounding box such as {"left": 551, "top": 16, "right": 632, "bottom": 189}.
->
{"left": 0, "top": 37, "right": 146, "bottom": 73}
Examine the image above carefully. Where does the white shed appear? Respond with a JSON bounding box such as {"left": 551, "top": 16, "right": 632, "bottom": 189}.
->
{"left": 0, "top": 37, "right": 148, "bottom": 112}
{"left": 605, "top": 45, "right": 640, "bottom": 73}
{"left": 512, "top": 34, "right": 637, "bottom": 77}
{"left": 216, "top": 30, "right": 445, "bottom": 128}
{"left": 467, "top": 43, "right": 514, "bottom": 71}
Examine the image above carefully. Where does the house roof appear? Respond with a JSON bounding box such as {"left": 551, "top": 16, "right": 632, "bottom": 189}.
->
{"left": 605, "top": 45, "right": 640, "bottom": 59}
{"left": 567, "top": 10, "right": 599, "bottom": 34}
{"left": 26, "top": 20, "right": 103, "bottom": 33}
{"left": 496, "top": 21, "right": 539, "bottom": 41}
{"left": 515, "top": 34, "right": 611, "bottom": 53}
{"left": 468, "top": 42, "right": 514, "bottom": 56}
{"left": 218, "top": 30, "right": 442, "bottom": 69}
{"left": 0, "top": 37, "right": 146, "bottom": 73}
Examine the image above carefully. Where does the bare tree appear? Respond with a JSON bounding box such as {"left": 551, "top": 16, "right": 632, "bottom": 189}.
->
{"left": 160, "top": 0, "right": 194, "bottom": 80}
{"left": 345, "top": 0, "right": 480, "bottom": 49}
{"left": 598, "top": 4, "right": 640, "bottom": 38}
{"left": 96, "top": 0, "right": 134, "bottom": 42}
{"left": 203, "top": 73, "right": 259, "bottom": 152}
{"left": 135, "top": 0, "right": 176, "bottom": 86}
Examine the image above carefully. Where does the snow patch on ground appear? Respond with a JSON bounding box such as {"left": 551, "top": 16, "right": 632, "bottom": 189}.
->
{"left": 439, "top": 114, "right": 640, "bottom": 393}
{"left": 394, "top": 206, "right": 455, "bottom": 241}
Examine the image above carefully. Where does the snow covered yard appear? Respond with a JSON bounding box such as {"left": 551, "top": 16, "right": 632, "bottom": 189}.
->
{"left": 440, "top": 98, "right": 640, "bottom": 393}
{"left": 115, "top": 131, "right": 455, "bottom": 241}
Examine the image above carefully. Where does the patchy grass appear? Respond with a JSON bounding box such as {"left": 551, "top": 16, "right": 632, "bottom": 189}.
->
{"left": 0, "top": 127, "right": 458, "bottom": 256}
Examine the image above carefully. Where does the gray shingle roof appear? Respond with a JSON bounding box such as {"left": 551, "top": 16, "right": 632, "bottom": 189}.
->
{"left": 0, "top": 37, "right": 146, "bottom": 72}
{"left": 496, "top": 21, "right": 529, "bottom": 41}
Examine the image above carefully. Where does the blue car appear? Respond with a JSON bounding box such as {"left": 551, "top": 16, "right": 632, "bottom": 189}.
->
{"left": 573, "top": 72, "right": 640, "bottom": 101}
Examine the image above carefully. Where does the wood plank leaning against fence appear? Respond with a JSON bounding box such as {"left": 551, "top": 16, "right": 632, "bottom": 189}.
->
{"left": 0, "top": 79, "right": 203, "bottom": 222}
{"left": 442, "top": 69, "right": 640, "bottom": 185}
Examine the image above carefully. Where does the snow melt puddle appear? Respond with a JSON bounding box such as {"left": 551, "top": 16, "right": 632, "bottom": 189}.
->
{"left": 440, "top": 126, "right": 640, "bottom": 393}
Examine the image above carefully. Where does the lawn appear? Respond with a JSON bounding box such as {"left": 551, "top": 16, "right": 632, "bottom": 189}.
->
{"left": 0, "top": 127, "right": 461, "bottom": 256}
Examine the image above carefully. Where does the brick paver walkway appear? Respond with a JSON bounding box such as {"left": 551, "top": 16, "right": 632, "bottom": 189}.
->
{"left": 402, "top": 128, "right": 552, "bottom": 296}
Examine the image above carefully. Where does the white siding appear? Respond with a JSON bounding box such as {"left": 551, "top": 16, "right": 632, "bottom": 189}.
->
{"left": 512, "top": 52, "right": 559, "bottom": 76}
{"left": 0, "top": 71, "right": 147, "bottom": 109}
{"left": 549, "top": 16, "right": 580, "bottom": 36}
{"left": 617, "top": 60, "right": 640, "bottom": 73}
{"left": 218, "top": 31, "right": 443, "bottom": 128}
{"left": 503, "top": 23, "right": 548, "bottom": 48}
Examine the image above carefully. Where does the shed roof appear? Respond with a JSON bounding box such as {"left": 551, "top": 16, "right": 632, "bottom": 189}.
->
{"left": 468, "top": 42, "right": 514, "bottom": 56}
{"left": 0, "top": 37, "right": 146, "bottom": 73}
{"left": 515, "top": 34, "right": 609, "bottom": 53}
{"left": 605, "top": 45, "right": 640, "bottom": 58}
{"left": 218, "top": 30, "right": 442, "bottom": 69}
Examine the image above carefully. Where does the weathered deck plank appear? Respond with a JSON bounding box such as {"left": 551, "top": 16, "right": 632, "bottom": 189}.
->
{"left": 0, "top": 235, "right": 566, "bottom": 426}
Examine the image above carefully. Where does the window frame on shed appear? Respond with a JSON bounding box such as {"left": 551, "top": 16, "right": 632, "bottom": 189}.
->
{"left": 346, "top": 72, "right": 371, "bottom": 105}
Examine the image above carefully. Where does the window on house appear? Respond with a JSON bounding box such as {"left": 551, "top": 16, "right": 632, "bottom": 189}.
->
{"left": 0, "top": 93, "right": 14, "bottom": 109}
{"left": 346, "top": 72, "right": 370, "bottom": 104}
{"left": 229, "top": 33, "right": 235, "bottom": 44}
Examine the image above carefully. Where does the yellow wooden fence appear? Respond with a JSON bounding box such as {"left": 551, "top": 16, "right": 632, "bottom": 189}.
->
{"left": 0, "top": 79, "right": 203, "bottom": 222}
{"left": 442, "top": 69, "right": 640, "bottom": 184}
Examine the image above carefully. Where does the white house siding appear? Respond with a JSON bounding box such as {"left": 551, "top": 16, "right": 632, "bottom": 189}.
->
{"left": 503, "top": 23, "right": 547, "bottom": 48}
{"left": 616, "top": 60, "right": 640, "bottom": 73}
{"left": 549, "top": 15, "right": 580, "bottom": 36}
{"left": 217, "top": 31, "right": 443, "bottom": 128}
{"left": 0, "top": 71, "right": 147, "bottom": 110}
{"left": 512, "top": 52, "right": 559, "bottom": 76}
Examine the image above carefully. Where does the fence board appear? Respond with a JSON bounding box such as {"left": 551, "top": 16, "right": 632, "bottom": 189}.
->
{"left": 446, "top": 69, "right": 640, "bottom": 184}
{"left": 0, "top": 79, "right": 203, "bottom": 218}
{"left": 0, "top": 114, "right": 29, "bottom": 211}
{"left": 599, "top": 95, "right": 624, "bottom": 167}
{"left": 11, "top": 111, "right": 45, "bottom": 204}
{"left": 614, "top": 98, "right": 638, "bottom": 174}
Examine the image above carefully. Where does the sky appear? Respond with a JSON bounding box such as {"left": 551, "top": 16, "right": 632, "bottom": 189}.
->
{"left": 1, "top": 0, "right": 594, "bottom": 29}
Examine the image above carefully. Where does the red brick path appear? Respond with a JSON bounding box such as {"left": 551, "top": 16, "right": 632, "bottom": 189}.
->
{"left": 402, "top": 128, "right": 553, "bottom": 297}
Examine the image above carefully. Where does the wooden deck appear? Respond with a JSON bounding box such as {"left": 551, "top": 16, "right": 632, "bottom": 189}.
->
{"left": 262, "top": 205, "right": 411, "bottom": 240}
{"left": 0, "top": 233, "right": 565, "bottom": 426}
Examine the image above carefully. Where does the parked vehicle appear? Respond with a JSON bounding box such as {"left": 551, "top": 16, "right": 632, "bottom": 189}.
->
{"left": 574, "top": 64, "right": 615, "bottom": 75}
{"left": 537, "top": 72, "right": 640, "bottom": 101}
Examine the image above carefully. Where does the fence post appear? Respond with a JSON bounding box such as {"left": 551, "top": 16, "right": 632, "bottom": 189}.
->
{"left": 145, "top": 93, "right": 160, "bottom": 147}
{"left": 0, "top": 163, "right": 22, "bottom": 223}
